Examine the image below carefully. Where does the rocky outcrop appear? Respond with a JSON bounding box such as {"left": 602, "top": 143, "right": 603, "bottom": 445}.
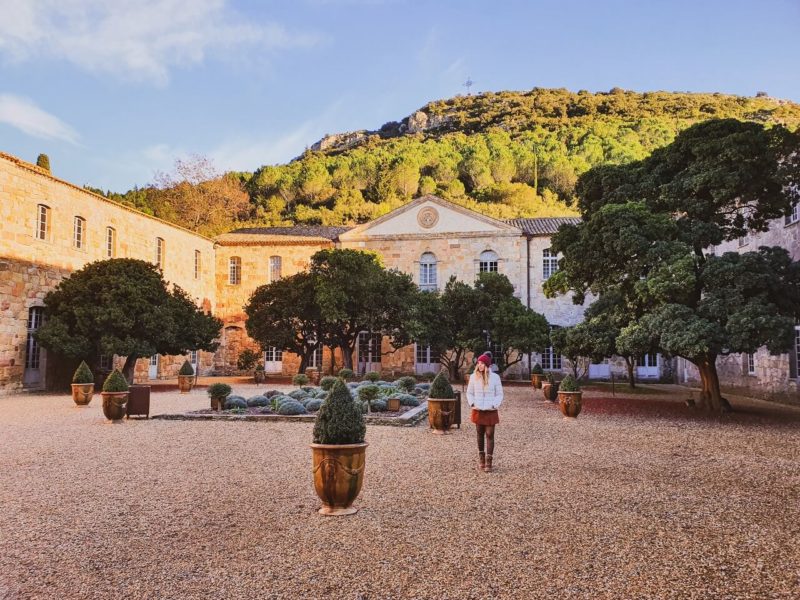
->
{"left": 310, "top": 130, "right": 370, "bottom": 153}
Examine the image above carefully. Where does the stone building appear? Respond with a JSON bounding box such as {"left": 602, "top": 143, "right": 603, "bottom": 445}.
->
{"left": 5, "top": 149, "right": 796, "bottom": 402}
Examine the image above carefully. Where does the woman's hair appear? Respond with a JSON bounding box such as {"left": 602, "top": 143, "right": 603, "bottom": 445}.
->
{"left": 476, "top": 362, "right": 489, "bottom": 387}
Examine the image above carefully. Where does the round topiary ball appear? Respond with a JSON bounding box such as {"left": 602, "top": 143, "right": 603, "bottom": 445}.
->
{"left": 320, "top": 376, "right": 338, "bottom": 391}
{"left": 394, "top": 376, "right": 416, "bottom": 393}
{"left": 224, "top": 396, "right": 247, "bottom": 410}
{"left": 357, "top": 384, "right": 380, "bottom": 403}
{"left": 277, "top": 400, "right": 307, "bottom": 415}
{"left": 246, "top": 395, "right": 269, "bottom": 407}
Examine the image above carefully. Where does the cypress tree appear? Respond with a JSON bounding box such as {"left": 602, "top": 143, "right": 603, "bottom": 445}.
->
{"left": 36, "top": 154, "right": 51, "bottom": 172}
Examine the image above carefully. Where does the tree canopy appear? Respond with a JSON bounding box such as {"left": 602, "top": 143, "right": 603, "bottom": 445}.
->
{"left": 546, "top": 119, "right": 800, "bottom": 411}
{"left": 35, "top": 259, "right": 221, "bottom": 382}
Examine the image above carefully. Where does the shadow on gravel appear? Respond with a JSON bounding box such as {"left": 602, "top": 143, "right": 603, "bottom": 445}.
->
{"left": 578, "top": 395, "right": 800, "bottom": 427}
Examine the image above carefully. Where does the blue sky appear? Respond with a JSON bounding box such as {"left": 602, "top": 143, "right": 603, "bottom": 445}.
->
{"left": 1, "top": 0, "right": 798, "bottom": 192}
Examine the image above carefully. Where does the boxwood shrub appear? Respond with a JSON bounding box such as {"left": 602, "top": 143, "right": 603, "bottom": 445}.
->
{"left": 320, "top": 376, "right": 338, "bottom": 391}
{"left": 292, "top": 373, "right": 309, "bottom": 386}
{"left": 102, "top": 369, "right": 129, "bottom": 393}
{"left": 178, "top": 360, "right": 195, "bottom": 376}
{"left": 277, "top": 400, "right": 307, "bottom": 415}
{"left": 224, "top": 396, "right": 247, "bottom": 409}
{"left": 72, "top": 361, "right": 94, "bottom": 384}
{"left": 312, "top": 379, "right": 366, "bottom": 444}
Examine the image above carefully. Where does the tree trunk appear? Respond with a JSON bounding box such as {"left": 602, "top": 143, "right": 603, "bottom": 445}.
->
{"left": 327, "top": 345, "right": 337, "bottom": 375}
{"left": 298, "top": 354, "right": 308, "bottom": 375}
{"left": 121, "top": 355, "right": 138, "bottom": 384}
{"left": 695, "top": 357, "right": 725, "bottom": 412}
{"left": 624, "top": 357, "right": 636, "bottom": 389}
{"left": 339, "top": 341, "right": 354, "bottom": 370}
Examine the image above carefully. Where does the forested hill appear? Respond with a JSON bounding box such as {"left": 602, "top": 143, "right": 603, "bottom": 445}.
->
{"left": 99, "top": 88, "right": 800, "bottom": 236}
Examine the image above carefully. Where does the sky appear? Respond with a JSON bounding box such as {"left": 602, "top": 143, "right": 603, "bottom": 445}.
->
{"left": 1, "top": 0, "right": 798, "bottom": 192}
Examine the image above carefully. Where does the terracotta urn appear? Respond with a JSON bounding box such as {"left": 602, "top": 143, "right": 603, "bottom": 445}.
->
{"left": 310, "top": 442, "right": 368, "bottom": 516}
{"left": 71, "top": 383, "right": 94, "bottom": 406}
{"left": 558, "top": 391, "right": 583, "bottom": 418}
{"left": 427, "top": 397, "right": 456, "bottom": 434}
{"left": 101, "top": 391, "right": 128, "bottom": 421}
{"left": 542, "top": 381, "right": 560, "bottom": 402}
{"left": 386, "top": 396, "right": 401, "bottom": 412}
{"left": 254, "top": 370, "right": 266, "bottom": 384}
{"left": 531, "top": 374, "right": 543, "bottom": 389}
{"left": 177, "top": 375, "right": 194, "bottom": 393}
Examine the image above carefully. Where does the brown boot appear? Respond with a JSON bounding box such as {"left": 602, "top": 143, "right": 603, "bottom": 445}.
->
{"left": 478, "top": 451, "right": 486, "bottom": 471}
{"left": 484, "top": 454, "right": 493, "bottom": 473}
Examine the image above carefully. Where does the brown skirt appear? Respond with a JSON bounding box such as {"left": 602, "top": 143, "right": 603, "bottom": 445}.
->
{"left": 471, "top": 409, "right": 500, "bottom": 426}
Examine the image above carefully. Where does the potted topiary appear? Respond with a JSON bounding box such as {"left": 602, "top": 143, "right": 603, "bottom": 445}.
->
{"left": 101, "top": 368, "right": 129, "bottom": 421}
{"left": 71, "top": 360, "right": 95, "bottom": 406}
{"left": 178, "top": 360, "right": 195, "bottom": 393}
{"left": 311, "top": 379, "right": 367, "bottom": 516}
{"left": 254, "top": 363, "right": 266, "bottom": 384}
{"left": 337, "top": 368, "right": 354, "bottom": 381}
{"left": 207, "top": 383, "right": 232, "bottom": 411}
{"left": 557, "top": 374, "right": 583, "bottom": 418}
{"left": 427, "top": 371, "right": 456, "bottom": 434}
{"left": 530, "top": 363, "right": 544, "bottom": 389}
{"left": 292, "top": 373, "right": 309, "bottom": 386}
{"left": 542, "top": 372, "right": 560, "bottom": 402}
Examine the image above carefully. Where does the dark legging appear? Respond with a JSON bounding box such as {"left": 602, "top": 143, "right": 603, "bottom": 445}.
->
{"left": 476, "top": 424, "right": 495, "bottom": 456}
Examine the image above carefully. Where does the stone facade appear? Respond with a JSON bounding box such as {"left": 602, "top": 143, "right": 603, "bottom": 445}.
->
{"left": 0, "top": 152, "right": 216, "bottom": 393}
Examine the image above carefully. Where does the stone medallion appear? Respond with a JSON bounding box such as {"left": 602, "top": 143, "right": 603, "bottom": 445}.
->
{"left": 417, "top": 207, "right": 439, "bottom": 229}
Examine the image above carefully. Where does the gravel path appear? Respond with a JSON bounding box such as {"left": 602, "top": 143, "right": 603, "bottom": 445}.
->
{"left": 1, "top": 384, "right": 798, "bottom": 599}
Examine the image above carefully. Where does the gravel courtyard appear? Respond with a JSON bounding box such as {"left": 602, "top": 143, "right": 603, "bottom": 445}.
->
{"left": 1, "top": 384, "right": 798, "bottom": 599}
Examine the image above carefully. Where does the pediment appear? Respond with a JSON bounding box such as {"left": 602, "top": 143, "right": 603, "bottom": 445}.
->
{"left": 338, "top": 195, "right": 520, "bottom": 240}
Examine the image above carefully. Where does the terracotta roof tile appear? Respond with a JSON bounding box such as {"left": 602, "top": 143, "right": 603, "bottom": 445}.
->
{"left": 504, "top": 217, "right": 581, "bottom": 236}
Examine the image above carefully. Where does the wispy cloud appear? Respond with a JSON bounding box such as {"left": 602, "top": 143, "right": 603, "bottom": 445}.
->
{"left": 0, "top": 0, "right": 319, "bottom": 85}
{"left": 0, "top": 94, "right": 79, "bottom": 144}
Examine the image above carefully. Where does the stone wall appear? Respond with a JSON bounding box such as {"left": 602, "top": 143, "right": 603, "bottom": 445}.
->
{"left": 0, "top": 153, "right": 217, "bottom": 394}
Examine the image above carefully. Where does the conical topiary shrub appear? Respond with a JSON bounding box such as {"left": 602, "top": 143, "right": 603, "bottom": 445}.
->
{"left": 313, "top": 379, "right": 365, "bottom": 445}
{"left": 102, "top": 369, "right": 129, "bottom": 393}
{"left": 428, "top": 371, "right": 454, "bottom": 399}
{"left": 71, "top": 360, "right": 95, "bottom": 405}
{"left": 178, "top": 360, "right": 194, "bottom": 376}
{"left": 101, "top": 368, "right": 129, "bottom": 421}
{"left": 311, "top": 378, "right": 368, "bottom": 516}
{"left": 178, "top": 359, "right": 195, "bottom": 393}
{"left": 72, "top": 361, "right": 94, "bottom": 384}
{"left": 427, "top": 371, "right": 456, "bottom": 434}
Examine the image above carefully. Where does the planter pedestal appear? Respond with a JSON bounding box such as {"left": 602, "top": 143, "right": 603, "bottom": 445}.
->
{"left": 531, "top": 374, "right": 543, "bottom": 389}
{"left": 428, "top": 398, "right": 456, "bottom": 434}
{"left": 311, "top": 442, "right": 368, "bottom": 516}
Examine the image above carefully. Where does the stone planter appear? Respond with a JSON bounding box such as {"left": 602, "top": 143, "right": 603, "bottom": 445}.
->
{"left": 305, "top": 367, "right": 320, "bottom": 385}
{"left": 177, "top": 375, "right": 194, "bottom": 394}
{"left": 558, "top": 391, "right": 582, "bottom": 418}
{"left": 531, "top": 374, "right": 543, "bottom": 389}
{"left": 542, "top": 381, "right": 560, "bottom": 402}
{"left": 71, "top": 383, "right": 94, "bottom": 406}
{"left": 428, "top": 397, "right": 456, "bottom": 434}
{"left": 310, "top": 442, "right": 368, "bottom": 516}
{"left": 386, "top": 396, "right": 401, "bottom": 412}
{"left": 254, "top": 370, "right": 266, "bottom": 385}
{"left": 101, "top": 391, "right": 128, "bottom": 421}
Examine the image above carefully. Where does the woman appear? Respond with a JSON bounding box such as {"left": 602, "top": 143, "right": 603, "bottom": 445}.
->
{"left": 466, "top": 351, "right": 503, "bottom": 473}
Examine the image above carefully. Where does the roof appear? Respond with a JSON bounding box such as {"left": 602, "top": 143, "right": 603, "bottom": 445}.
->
{"left": 504, "top": 217, "right": 581, "bottom": 236}
{"left": 227, "top": 226, "right": 351, "bottom": 240}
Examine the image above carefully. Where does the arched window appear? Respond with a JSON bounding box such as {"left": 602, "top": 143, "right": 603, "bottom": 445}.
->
{"left": 419, "top": 252, "right": 437, "bottom": 291}
{"left": 229, "top": 257, "right": 241, "bottom": 285}
{"left": 35, "top": 204, "right": 50, "bottom": 240}
{"left": 194, "top": 250, "right": 201, "bottom": 279}
{"left": 269, "top": 256, "right": 282, "bottom": 282}
{"left": 73, "top": 216, "right": 86, "bottom": 249}
{"left": 479, "top": 250, "right": 499, "bottom": 273}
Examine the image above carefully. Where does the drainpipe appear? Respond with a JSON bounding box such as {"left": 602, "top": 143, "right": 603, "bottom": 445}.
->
{"left": 526, "top": 233, "right": 532, "bottom": 376}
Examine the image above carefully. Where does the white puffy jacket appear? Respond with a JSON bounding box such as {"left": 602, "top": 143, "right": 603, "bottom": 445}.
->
{"left": 467, "top": 371, "right": 504, "bottom": 411}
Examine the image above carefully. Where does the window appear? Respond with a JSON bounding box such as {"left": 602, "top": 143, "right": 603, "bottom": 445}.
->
{"left": 792, "top": 325, "right": 800, "bottom": 380}
{"left": 746, "top": 353, "right": 756, "bottom": 375}
{"left": 308, "top": 346, "right": 322, "bottom": 369}
{"left": 25, "top": 307, "right": 44, "bottom": 369}
{"left": 738, "top": 235, "right": 748, "bottom": 247}
{"left": 155, "top": 237, "right": 165, "bottom": 269}
{"left": 194, "top": 250, "right": 201, "bottom": 280}
{"left": 479, "top": 250, "right": 499, "bottom": 273}
{"left": 73, "top": 216, "right": 85, "bottom": 249}
{"left": 542, "top": 248, "right": 559, "bottom": 280}
{"left": 190, "top": 350, "right": 198, "bottom": 365}
{"left": 542, "top": 326, "right": 561, "bottom": 371}
{"left": 106, "top": 227, "right": 116, "bottom": 258}
{"left": 35, "top": 204, "right": 50, "bottom": 240}
{"left": 416, "top": 344, "right": 440, "bottom": 365}
{"left": 229, "top": 257, "right": 241, "bottom": 285}
{"left": 786, "top": 202, "right": 799, "bottom": 226}
{"left": 358, "top": 331, "right": 382, "bottom": 365}
{"left": 269, "top": 256, "right": 282, "bottom": 282}
{"left": 99, "top": 355, "right": 112, "bottom": 370}
{"left": 636, "top": 354, "right": 659, "bottom": 368}
{"left": 419, "top": 252, "right": 437, "bottom": 291}
{"left": 264, "top": 347, "right": 283, "bottom": 363}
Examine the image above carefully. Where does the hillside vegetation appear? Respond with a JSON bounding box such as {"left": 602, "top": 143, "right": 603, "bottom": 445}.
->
{"left": 98, "top": 88, "right": 800, "bottom": 235}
